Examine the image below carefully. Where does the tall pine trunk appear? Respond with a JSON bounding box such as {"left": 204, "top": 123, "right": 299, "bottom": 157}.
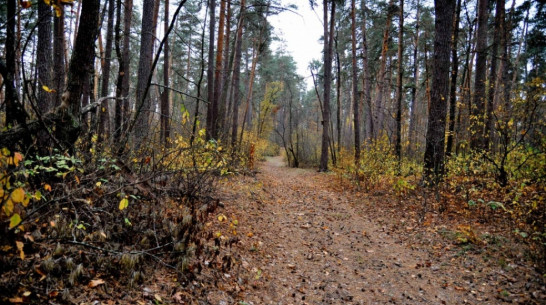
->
{"left": 372, "top": 0, "right": 395, "bottom": 138}
{"left": 395, "top": 0, "right": 404, "bottom": 167}
{"left": 446, "top": 0, "right": 462, "bottom": 156}
{"left": 134, "top": 0, "right": 156, "bottom": 147}
{"left": 408, "top": 0, "right": 420, "bottom": 155}
{"left": 423, "top": 0, "right": 456, "bottom": 182}
{"left": 351, "top": 0, "right": 360, "bottom": 162}
{"left": 231, "top": 0, "right": 246, "bottom": 148}
{"left": 161, "top": 0, "right": 171, "bottom": 147}
{"left": 361, "top": 0, "right": 373, "bottom": 141}
{"left": 206, "top": 0, "right": 216, "bottom": 140}
{"left": 470, "top": 0, "right": 488, "bottom": 150}
{"left": 99, "top": 0, "right": 115, "bottom": 139}
{"left": 319, "top": 0, "right": 334, "bottom": 172}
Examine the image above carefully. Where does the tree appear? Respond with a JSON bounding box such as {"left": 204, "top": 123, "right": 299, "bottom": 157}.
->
{"left": 319, "top": 0, "right": 336, "bottom": 172}
{"left": 372, "top": 0, "right": 396, "bottom": 137}
{"left": 134, "top": 0, "right": 157, "bottom": 147}
{"left": 395, "top": 0, "right": 404, "bottom": 167}
{"left": 37, "top": 0, "right": 53, "bottom": 114}
{"left": 161, "top": 0, "right": 171, "bottom": 147}
{"left": 470, "top": 0, "right": 488, "bottom": 150}
{"left": 206, "top": 0, "right": 216, "bottom": 140}
{"left": 445, "top": 0, "right": 462, "bottom": 156}
{"left": 351, "top": 0, "right": 361, "bottom": 162}
{"left": 53, "top": 4, "right": 66, "bottom": 107}
{"left": 114, "top": 0, "right": 133, "bottom": 143}
{"left": 99, "top": 0, "right": 115, "bottom": 139}
{"left": 360, "top": 0, "right": 373, "bottom": 141}
{"left": 423, "top": 0, "right": 456, "bottom": 181}
{"left": 231, "top": 0, "right": 246, "bottom": 148}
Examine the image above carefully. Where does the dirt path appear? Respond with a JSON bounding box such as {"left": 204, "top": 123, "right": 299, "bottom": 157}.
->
{"left": 213, "top": 156, "right": 504, "bottom": 304}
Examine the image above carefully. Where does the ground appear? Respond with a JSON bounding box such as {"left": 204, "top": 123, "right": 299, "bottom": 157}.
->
{"left": 32, "top": 156, "right": 544, "bottom": 304}
{"left": 201, "top": 156, "right": 544, "bottom": 304}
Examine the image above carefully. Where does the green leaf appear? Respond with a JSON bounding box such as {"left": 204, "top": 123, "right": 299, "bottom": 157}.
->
{"left": 124, "top": 218, "right": 132, "bottom": 226}
{"left": 9, "top": 213, "right": 21, "bottom": 229}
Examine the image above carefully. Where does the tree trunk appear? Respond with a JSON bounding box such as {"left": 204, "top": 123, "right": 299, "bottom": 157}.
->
{"left": 53, "top": 6, "right": 66, "bottom": 107}
{"left": 37, "top": 1, "right": 53, "bottom": 114}
{"left": 335, "top": 36, "right": 342, "bottom": 154}
{"left": 423, "top": 0, "right": 456, "bottom": 182}
{"left": 446, "top": 0, "right": 462, "bottom": 157}
{"left": 114, "top": 0, "right": 133, "bottom": 143}
{"left": 408, "top": 0, "right": 420, "bottom": 155}
{"left": 351, "top": 0, "right": 360, "bottom": 162}
{"left": 361, "top": 0, "right": 373, "bottom": 141}
{"left": 206, "top": 0, "right": 217, "bottom": 140}
{"left": 4, "top": 0, "right": 25, "bottom": 128}
{"left": 99, "top": 0, "right": 115, "bottom": 139}
{"left": 211, "top": 0, "right": 227, "bottom": 139}
{"left": 134, "top": 0, "right": 156, "bottom": 147}
{"left": 161, "top": 0, "right": 171, "bottom": 147}
{"left": 319, "top": 0, "right": 334, "bottom": 172}
{"left": 395, "top": 0, "right": 404, "bottom": 167}
{"left": 470, "top": 0, "right": 488, "bottom": 151}
{"left": 373, "top": 0, "right": 395, "bottom": 138}
{"left": 231, "top": 0, "right": 246, "bottom": 148}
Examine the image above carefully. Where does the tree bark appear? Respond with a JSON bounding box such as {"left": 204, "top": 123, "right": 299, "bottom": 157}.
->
{"left": 408, "top": 0, "right": 420, "bottom": 155}
{"left": 37, "top": 0, "right": 53, "bottom": 114}
{"left": 395, "top": 0, "right": 404, "bottom": 167}
{"left": 114, "top": 0, "right": 133, "bottom": 143}
{"left": 53, "top": 6, "right": 66, "bottom": 107}
{"left": 446, "top": 0, "right": 462, "bottom": 157}
{"left": 351, "top": 0, "right": 361, "bottom": 162}
{"left": 161, "top": 0, "right": 171, "bottom": 147}
{"left": 134, "top": 0, "right": 157, "bottom": 147}
{"left": 4, "top": 0, "right": 25, "bottom": 128}
{"left": 319, "top": 0, "right": 334, "bottom": 172}
{"left": 470, "top": 0, "right": 488, "bottom": 150}
{"left": 423, "top": 0, "right": 456, "bottom": 182}
{"left": 372, "top": 0, "right": 395, "bottom": 138}
{"left": 361, "top": 0, "right": 373, "bottom": 141}
{"left": 206, "top": 0, "right": 217, "bottom": 140}
{"left": 231, "top": 0, "right": 246, "bottom": 148}
{"left": 100, "top": 0, "right": 115, "bottom": 139}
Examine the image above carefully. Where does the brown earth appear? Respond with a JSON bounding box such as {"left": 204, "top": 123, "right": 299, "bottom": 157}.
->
{"left": 203, "top": 156, "right": 545, "bottom": 304}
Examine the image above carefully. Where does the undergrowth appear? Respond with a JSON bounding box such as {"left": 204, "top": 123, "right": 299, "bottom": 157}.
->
{"left": 0, "top": 130, "right": 242, "bottom": 303}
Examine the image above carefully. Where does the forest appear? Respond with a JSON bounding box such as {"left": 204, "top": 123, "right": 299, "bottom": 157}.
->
{"left": 0, "top": 0, "right": 545, "bottom": 303}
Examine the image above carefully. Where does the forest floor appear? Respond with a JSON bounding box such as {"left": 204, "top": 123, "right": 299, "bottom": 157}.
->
{"left": 60, "top": 156, "right": 544, "bottom": 304}
{"left": 195, "top": 156, "right": 545, "bottom": 305}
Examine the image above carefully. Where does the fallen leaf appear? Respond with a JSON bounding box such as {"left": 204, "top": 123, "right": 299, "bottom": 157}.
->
{"left": 16, "top": 241, "right": 24, "bottom": 260}
{"left": 88, "top": 278, "right": 105, "bottom": 288}
{"left": 8, "top": 297, "right": 23, "bottom": 303}
{"left": 154, "top": 294, "right": 162, "bottom": 302}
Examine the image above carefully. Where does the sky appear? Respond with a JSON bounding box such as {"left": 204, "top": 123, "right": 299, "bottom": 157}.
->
{"left": 269, "top": 1, "right": 324, "bottom": 88}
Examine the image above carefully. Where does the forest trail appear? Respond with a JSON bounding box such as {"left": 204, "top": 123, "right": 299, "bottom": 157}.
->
{"left": 211, "top": 156, "right": 490, "bottom": 304}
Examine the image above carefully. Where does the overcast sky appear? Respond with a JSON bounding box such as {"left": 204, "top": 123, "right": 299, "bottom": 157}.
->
{"left": 269, "top": 1, "right": 324, "bottom": 88}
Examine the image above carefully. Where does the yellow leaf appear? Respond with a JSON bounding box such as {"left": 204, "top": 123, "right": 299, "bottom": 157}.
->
{"left": 34, "top": 190, "right": 42, "bottom": 201}
{"left": 8, "top": 297, "right": 23, "bottom": 303}
{"left": 95, "top": 181, "right": 102, "bottom": 188}
{"left": 217, "top": 214, "right": 227, "bottom": 222}
{"left": 41, "top": 85, "right": 56, "bottom": 93}
{"left": 10, "top": 214, "right": 22, "bottom": 229}
{"left": 119, "top": 198, "right": 129, "bottom": 210}
{"left": 53, "top": 4, "right": 61, "bottom": 17}
{"left": 88, "top": 278, "right": 105, "bottom": 288}
{"left": 44, "top": 184, "right": 52, "bottom": 192}
{"left": 16, "top": 241, "right": 25, "bottom": 260}
{"left": 22, "top": 196, "right": 30, "bottom": 207}
{"left": 11, "top": 188, "right": 25, "bottom": 203}
{"left": 75, "top": 175, "right": 80, "bottom": 185}
{"left": 3, "top": 199, "right": 14, "bottom": 216}
{"left": 0, "top": 188, "right": 4, "bottom": 199}
{"left": 22, "top": 291, "right": 31, "bottom": 297}
{"left": 13, "top": 152, "right": 23, "bottom": 166}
